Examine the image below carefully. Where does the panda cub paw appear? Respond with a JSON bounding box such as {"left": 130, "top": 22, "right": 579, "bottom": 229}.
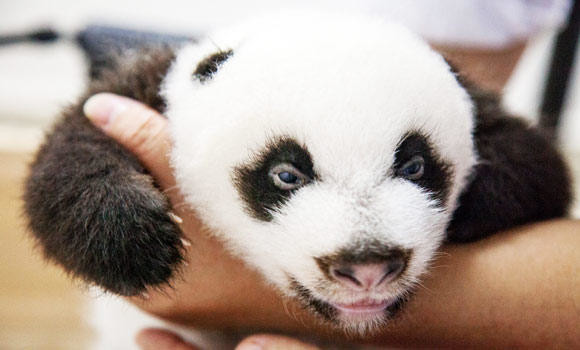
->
{"left": 84, "top": 173, "right": 186, "bottom": 296}
{"left": 26, "top": 168, "right": 185, "bottom": 296}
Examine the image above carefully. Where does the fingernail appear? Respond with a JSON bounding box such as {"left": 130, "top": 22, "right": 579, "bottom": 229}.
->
{"left": 83, "top": 93, "right": 129, "bottom": 127}
{"left": 236, "top": 343, "right": 263, "bottom": 350}
{"left": 236, "top": 338, "right": 266, "bottom": 350}
{"left": 136, "top": 328, "right": 188, "bottom": 350}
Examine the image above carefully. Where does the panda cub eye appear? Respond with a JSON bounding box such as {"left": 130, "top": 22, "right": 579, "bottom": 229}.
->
{"left": 269, "top": 163, "right": 311, "bottom": 190}
{"left": 397, "top": 155, "right": 425, "bottom": 181}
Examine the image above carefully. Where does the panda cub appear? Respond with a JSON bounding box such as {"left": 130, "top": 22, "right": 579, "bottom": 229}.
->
{"left": 25, "top": 13, "right": 570, "bottom": 344}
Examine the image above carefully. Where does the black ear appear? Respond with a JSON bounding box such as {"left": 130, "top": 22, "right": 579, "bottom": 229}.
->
{"left": 447, "top": 79, "right": 572, "bottom": 242}
{"left": 193, "top": 49, "right": 233, "bottom": 82}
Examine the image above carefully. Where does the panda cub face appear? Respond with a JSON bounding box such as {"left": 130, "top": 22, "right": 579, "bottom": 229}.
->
{"left": 165, "top": 14, "right": 476, "bottom": 332}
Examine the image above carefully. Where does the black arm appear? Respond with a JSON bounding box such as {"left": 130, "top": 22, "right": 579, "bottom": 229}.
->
{"left": 448, "top": 86, "right": 572, "bottom": 242}
{"left": 24, "top": 46, "right": 185, "bottom": 296}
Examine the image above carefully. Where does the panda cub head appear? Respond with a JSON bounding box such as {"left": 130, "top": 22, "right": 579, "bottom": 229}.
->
{"left": 164, "top": 13, "right": 476, "bottom": 332}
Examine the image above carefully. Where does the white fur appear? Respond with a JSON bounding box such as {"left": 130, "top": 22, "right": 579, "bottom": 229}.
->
{"left": 90, "top": 292, "right": 235, "bottom": 350}
{"left": 92, "top": 12, "right": 476, "bottom": 348}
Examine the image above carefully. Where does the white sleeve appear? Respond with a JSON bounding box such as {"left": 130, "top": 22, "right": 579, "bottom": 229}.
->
{"left": 358, "top": 0, "right": 573, "bottom": 48}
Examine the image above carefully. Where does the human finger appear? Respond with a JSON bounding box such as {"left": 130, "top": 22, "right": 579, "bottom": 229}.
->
{"left": 136, "top": 328, "right": 200, "bottom": 350}
{"left": 236, "top": 334, "right": 320, "bottom": 350}
{"left": 83, "top": 92, "right": 175, "bottom": 190}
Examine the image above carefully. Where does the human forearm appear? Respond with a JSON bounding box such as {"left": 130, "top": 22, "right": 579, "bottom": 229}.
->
{"left": 371, "top": 219, "right": 579, "bottom": 348}
{"left": 433, "top": 42, "right": 527, "bottom": 93}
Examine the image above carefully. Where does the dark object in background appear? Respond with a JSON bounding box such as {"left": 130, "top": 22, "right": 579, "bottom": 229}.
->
{"left": 75, "top": 25, "right": 193, "bottom": 79}
{"left": 540, "top": 0, "right": 580, "bottom": 134}
{"left": 0, "top": 28, "right": 60, "bottom": 45}
{"left": 0, "top": 25, "right": 193, "bottom": 79}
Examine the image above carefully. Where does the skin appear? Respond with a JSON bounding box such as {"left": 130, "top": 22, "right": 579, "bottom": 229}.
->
{"left": 432, "top": 42, "right": 527, "bottom": 93}
{"left": 82, "top": 44, "right": 580, "bottom": 348}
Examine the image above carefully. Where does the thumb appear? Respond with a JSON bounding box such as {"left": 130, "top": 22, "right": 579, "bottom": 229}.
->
{"left": 236, "top": 334, "right": 320, "bottom": 350}
{"left": 136, "top": 328, "right": 200, "bottom": 350}
{"left": 83, "top": 92, "right": 175, "bottom": 189}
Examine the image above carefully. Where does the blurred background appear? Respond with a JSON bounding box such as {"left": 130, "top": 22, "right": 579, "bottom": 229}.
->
{"left": 1, "top": 1, "right": 579, "bottom": 349}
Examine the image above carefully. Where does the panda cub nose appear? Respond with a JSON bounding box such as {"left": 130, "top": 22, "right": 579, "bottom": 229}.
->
{"left": 330, "top": 258, "right": 406, "bottom": 290}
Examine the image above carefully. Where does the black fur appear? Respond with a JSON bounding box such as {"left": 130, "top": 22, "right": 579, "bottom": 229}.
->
{"left": 447, "top": 81, "right": 572, "bottom": 242}
{"left": 393, "top": 132, "right": 453, "bottom": 205}
{"left": 24, "top": 46, "right": 184, "bottom": 296}
{"left": 193, "top": 49, "right": 233, "bottom": 82}
{"left": 233, "top": 137, "right": 317, "bottom": 221}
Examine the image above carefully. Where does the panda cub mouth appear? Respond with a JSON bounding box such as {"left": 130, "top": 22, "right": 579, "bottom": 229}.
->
{"left": 333, "top": 298, "right": 397, "bottom": 315}
{"left": 289, "top": 277, "right": 409, "bottom": 329}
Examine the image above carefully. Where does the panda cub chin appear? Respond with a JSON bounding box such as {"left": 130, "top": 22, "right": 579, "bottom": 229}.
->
{"left": 25, "top": 12, "right": 571, "bottom": 344}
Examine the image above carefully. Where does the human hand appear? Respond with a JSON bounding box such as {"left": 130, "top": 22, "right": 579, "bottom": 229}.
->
{"left": 135, "top": 328, "right": 319, "bottom": 350}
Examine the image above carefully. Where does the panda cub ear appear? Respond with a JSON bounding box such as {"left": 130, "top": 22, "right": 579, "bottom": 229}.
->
{"left": 192, "top": 49, "right": 233, "bottom": 82}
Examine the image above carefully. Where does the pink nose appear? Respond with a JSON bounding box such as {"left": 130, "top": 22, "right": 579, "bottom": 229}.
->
{"left": 330, "top": 260, "right": 405, "bottom": 290}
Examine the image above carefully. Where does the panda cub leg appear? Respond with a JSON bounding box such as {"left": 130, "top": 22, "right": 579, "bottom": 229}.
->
{"left": 447, "top": 87, "right": 572, "bottom": 242}
{"left": 24, "top": 47, "right": 185, "bottom": 296}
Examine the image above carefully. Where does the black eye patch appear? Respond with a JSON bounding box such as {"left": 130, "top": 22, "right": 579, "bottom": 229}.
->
{"left": 193, "top": 49, "right": 233, "bottom": 82}
{"left": 393, "top": 132, "right": 453, "bottom": 206}
{"left": 233, "top": 137, "right": 317, "bottom": 221}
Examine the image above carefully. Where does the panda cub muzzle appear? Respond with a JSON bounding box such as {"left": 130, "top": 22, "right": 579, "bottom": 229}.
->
{"left": 312, "top": 243, "right": 412, "bottom": 324}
